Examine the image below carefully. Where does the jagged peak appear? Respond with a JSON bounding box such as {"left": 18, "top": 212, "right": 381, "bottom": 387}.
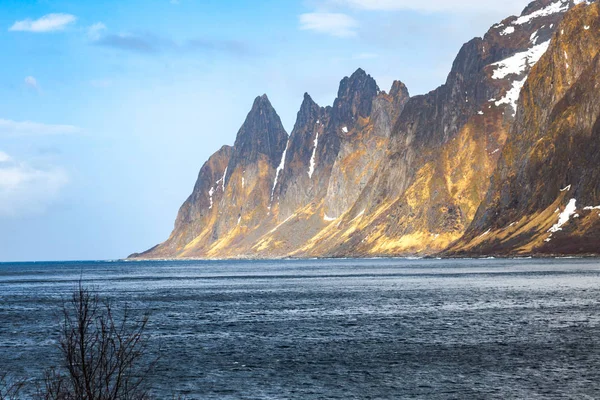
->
{"left": 241, "top": 93, "right": 283, "bottom": 126}
{"left": 291, "top": 92, "right": 323, "bottom": 133}
{"left": 235, "top": 93, "right": 287, "bottom": 145}
{"left": 251, "top": 93, "right": 273, "bottom": 110}
{"left": 349, "top": 67, "right": 367, "bottom": 79}
{"left": 301, "top": 92, "right": 319, "bottom": 108}
{"left": 389, "top": 80, "right": 409, "bottom": 99}
{"left": 338, "top": 68, "right": 379, "bottom": 96}
{"left": 226, "top": 93, "right": 288, "bottom": 175}
{"left": 333, "top": 68, "right": 380, "bottom": 122}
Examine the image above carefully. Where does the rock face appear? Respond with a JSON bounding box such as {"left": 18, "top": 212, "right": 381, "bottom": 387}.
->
{"left": 135, "top": 95, "right": 288, "bottom": 259}
{"left": 134, "top": 145, "right": 233, "bottom": 259}
{"left": 448, "top": 0, "right": 600, "bottom": 256}
{"left": 133, "top": 0, "right": 600, "bottom": 260}
{"left": 272, "top": 93, "right": 328, "bottom": 220}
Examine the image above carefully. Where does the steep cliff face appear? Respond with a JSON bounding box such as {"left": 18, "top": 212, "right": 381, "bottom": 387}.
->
{"left": 251, "top": 70, "right": 406, "bottom": 257}
{"left": 134, "top": 0, "right": 598, "bottom": 260}
{"left": 291, "top": 0, "right": 575, "bottom": 257}
{"left": 134, "top": 145, "right": 233, "bottom": 258}
{"left": 324, "top": 81, "right": 409, "bottom": 220}
{"left": 273, "top": 68, "right": 383, "bottom": 217}
{"left": 197, "top": 95, "right": 288, "bottom": 257}
{"left": 271, "top": 93, "right": 328, "bottom": 220}
{"left": 449, "top": 0, "right": 600, "bottom": 256}
{"left": 139, "top": 95, "right": 288, "bottom": 259}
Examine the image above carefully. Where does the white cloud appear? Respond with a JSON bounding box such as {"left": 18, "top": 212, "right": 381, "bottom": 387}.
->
{"left": 24, "top": 76, "right": 40, "bottom": 91}
{"left": 9, "top": 13, "right": 77, "bottom": 33}
{"left": 87, "top": 22, "right": 107, "bottom": 40}
{"left": 0, "top": 152, "right": 12, "bottom": 163}
{"left": 299, "top": 13, "right": 358, "bottom": 38}
{"left": 0, "top": 119, "right": 81, "bottom": 136}
{"left": 0, "top": 152, "right": 68, "bottom": 217}
{"left": 333, "top": 0, "right": 526, "bottom": 13}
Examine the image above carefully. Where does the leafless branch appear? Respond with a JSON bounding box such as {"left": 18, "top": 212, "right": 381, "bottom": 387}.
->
{"left": 41, "top": 283, "right": 156, "bottom": 400}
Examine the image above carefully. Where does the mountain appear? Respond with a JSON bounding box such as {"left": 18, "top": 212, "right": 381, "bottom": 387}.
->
{"left": 135, "top": 95, "right": 288, "bottom": 259}
{"left": 448, "top": 0, "right": 600, "bottom": 256}
{"left": 132, "top": 0, "right": 599, "bottom": 260}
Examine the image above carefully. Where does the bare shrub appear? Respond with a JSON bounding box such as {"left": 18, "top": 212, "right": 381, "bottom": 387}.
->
{"left": 0, "top": 374, "right": 25, "bottom": 400}
{"left": 41, "top": 284, "right": 155, "bottom": 400}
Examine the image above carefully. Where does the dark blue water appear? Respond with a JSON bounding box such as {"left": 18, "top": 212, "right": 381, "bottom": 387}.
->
{"left": 2, "top": 258, "right": 600, "bottom": 399}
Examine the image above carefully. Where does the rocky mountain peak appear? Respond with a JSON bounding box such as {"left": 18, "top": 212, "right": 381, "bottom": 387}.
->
{"left": 226, "top": 94, "right": 288, "bottom": 177}
{"left": 294, "top": 93, "right": 321, "bottom": 126}
{"left": 299, "top": 92, "right": 318, "bottom": 111}
{"left": 332, "top": 68, "right": 379, "bottom": 125}
{"left": 250, "top": 94, "right": 274, "bottom": 113}
{"left": 389, "top": 80, "right": 409, "bottom": 99}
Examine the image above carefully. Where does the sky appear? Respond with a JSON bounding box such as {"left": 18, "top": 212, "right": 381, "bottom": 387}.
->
{"left": 0, "top": 0, "right": 533, "bottom": 261}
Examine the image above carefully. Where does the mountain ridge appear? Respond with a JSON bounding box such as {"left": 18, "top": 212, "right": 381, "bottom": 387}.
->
{"left": 132, "top": 0, "right": 600, "bottom": 260}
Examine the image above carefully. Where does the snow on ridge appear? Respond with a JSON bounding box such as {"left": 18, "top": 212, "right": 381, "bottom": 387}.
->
{"left": 491, "top": 0, "right": 592, "bottom": 115}
{"left": 491, "top": 40, "right": 551, "bottom": 80}
{"left": 270, "top": 139, "right": 289, "bottom": 205}
{"left": 512, "top": 0, "right": 592, "bottom": 26}
{"left": 491, "top": 40, "right": 551, "bottom": 115}
{"left": 548, "top": 198, "right": 577, "bottom": 233}
{"left": 501, "top": 26, "right": 515, "bottom": 36}
{"left": 324, "top": 214, "right": 337, "bottom": 222}
{"left": 514, "top": 0, "right": 569, "bottom": 26}
{"left": 308, "top": 132, "right": 319, "bottom": 179}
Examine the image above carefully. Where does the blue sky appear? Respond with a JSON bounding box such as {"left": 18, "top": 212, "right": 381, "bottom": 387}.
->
{"left": 0, "top": 0, "right": 531, "bottom": 261}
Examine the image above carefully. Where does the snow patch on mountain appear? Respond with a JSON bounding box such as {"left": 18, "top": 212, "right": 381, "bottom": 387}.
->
{"left": 216, "top": 167, "right": 227, "bottom": 192}
{"left": 549, "top": 199, "right": 577, "bottom": 233}
{"left": 495, "top": 78, "right": 526, "bottom": 115}
{"left": 208, "top": 187, "right": 215, "bottom": 209}
{"left": 530, "top": 30, "right": 539, "bottom": 44}
{"left": 308, "top": 133, "right": 319, "bottom": 179}
{"left": 491, "top": 41, "right": 551, "bottom": 80}
{"left": 490, "top": 38, "right": 553, "bottom": 114}
{"left": 514, "top": 0, "right": 586, "bottom": 26}
{"left": 270, "top": 139, "right": 289, "bottom": 205}
{"left": 560, "top": 184, "right": 572, "bottom": 192}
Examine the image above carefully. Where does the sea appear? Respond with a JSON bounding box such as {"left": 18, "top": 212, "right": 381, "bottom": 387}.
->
{"left": 1, "top": 258, "right": 600, "bottom": 399}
